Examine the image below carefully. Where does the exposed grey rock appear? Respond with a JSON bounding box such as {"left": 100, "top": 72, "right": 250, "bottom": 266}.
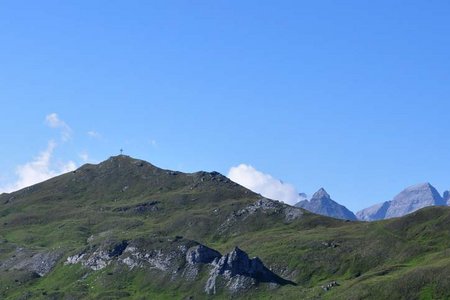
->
{"left": 65, "top": 237, "right": 293, "bottom": 295}
{"left": 65, "top": 253, "right": 86, "bottom": 265}
{"left": 65, "top": 238, "right": 220, "bottom": 281}
{"left": 83, "top": 250, "right": 111, "bottom": 270}
{"left": 218, "top": 198, "right": 303, "bottom": 234}
{"left": 1, "top": 248, "right": 61, "bottom": 276}
{"left": 385, "top": 183, "right": 445, "bottom": 218}
{"left": 186, "top": 245, "right": 221, "bottom": 265}
{"left": 321, "top": 241, "right": 340, "bottom": 248}
{"left": 284, "top": 205, "right": 303, "bottom": 222}
{"left": 238, "top": 198, "right": 303, "bottom": 221}
{"left": 295, "top": 188, "right": 357, "bottom": 221}
{"left": 356, "top": 201, "right": 390, "bottom": 221}
{"left": 205, "top": 247, "right": 294, "bottom": 295}
{"left": 443, "top": 190, "right": 450, "bottom": 205}
{"left": 322, "top": 280, "right": 339, "bottom": 291}
{"left": 357, "top": 183, "right": 446, "bottom": 221}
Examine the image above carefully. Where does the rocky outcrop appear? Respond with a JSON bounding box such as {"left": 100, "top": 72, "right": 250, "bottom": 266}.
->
{"left": 186, "top": 244, "right": 221, "bottom": 265}
{"left": 205, "top": 247, "right": 295, "bottom": 295}
{"left": 65, "top": 237, "right": 293, "bottom": 295}
{"left": 321, "top": 280, "right": 339, "bottom": 291}
{"left": 357, "top": 183, "right": 446, "bottom": 221}
{"left": 295, "top": 188, "right": 357, "bottom": 221}
{"left": 218, "top": 198, "right": 303, "bottom": 234}
{"left": 66, "top": 238, "right": 200, "bottom": 273}
{"left": 238, "top": 198, "right": 303, "bottom": 222}
{"left": 0, "top": 247, "right": 61, "bottom": 277}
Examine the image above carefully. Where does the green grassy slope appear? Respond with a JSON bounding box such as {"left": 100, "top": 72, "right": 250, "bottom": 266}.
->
{"left": 0, "top": 155, "right": 449, "bottom": 299}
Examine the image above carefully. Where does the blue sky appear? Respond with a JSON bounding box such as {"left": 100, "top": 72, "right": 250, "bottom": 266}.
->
{"left": 1, "top": 1, "right": 449, "bottom": 212}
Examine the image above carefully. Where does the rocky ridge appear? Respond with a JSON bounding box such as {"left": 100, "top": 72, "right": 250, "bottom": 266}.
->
{"left": 65, "top": 237, "right": 294, "bottom": 295}
{"left": 217, "top": 198, "right": 304, "bottom": 235}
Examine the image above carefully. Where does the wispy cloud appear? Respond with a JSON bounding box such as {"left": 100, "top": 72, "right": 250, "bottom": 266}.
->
{"left": 87, "top": 130, "right": 101, "bottom": 139}
{"left": 0, "top": 141, "right": 76, "bottom": 193}
{"left": 79, "top": 151, "right": 90, "bottom": 162}
{"left": 78, "top": 151, "right": 98, "bottom": 164}
{"left": 227, "top": 164, "right": 302, "bottom": 205}
{"left": 0, "top": 113, "right": 78, "bottom": 193}
{"left": 45, "top": 113, "right": 72, "bottom": 141}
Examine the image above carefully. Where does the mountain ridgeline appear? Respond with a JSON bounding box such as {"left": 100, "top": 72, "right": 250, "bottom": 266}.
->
{"left": 295, "top": 183, "right": 449, "bottom": 222}
{"left": 295, "top": 188, "right": 357, "bottom": 221}
{"left": 356, "top": 183, "right": 448, "bottom": 221}
{"left": 1, "top": 155, "right": 449, "bottom": 299}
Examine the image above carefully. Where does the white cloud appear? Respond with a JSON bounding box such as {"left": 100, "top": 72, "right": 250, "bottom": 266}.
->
{"left": 0, "top": 141, "right": 76, "bottom": 193}
{"left": 87, "top": 131, "right": 101, "bottom": 139}
{"left": 79, "top": 152, "right": 89, "bottom": 162}
{"left": 45, "top": 113, "right": 72, "bottom": 141}
{"left": 227, "top": 164, "right": 302, "bottom": 205}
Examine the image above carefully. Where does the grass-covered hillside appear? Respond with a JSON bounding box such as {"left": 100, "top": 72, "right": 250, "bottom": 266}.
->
{"left": 1, "top": 155, "right": 449, "bottom": 299}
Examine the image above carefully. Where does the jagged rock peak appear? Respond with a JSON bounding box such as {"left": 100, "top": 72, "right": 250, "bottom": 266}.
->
{"left": 205, "top": 246, "right": 294, "bottom": 294}
{"left": 186, "top": 244, "right": 221, "bottom": 265}
{"left": 311, "top": 188, "right": 330, "bottom": 200}
{"left": 295, "top": 188, "right": 357, "bottom": 221}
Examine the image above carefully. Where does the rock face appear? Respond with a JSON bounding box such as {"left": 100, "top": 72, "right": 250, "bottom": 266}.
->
{"left": 65, "top": 237, "right": 293, "bottom": 295}
{"left": 357, "top": 183, "right": 446, "bottom": 221}
{"left": 356, "top": 201, "right": 390, "bottom": 221}
{"left": 218, "top": 198, "right": 303, "bottom": 235}
{"left": 385, "top": 183, "right": 445, "bottom": 218}
{"left": 186, "top": 244, "right": 222, "bottom": 265}
{"left": 0, "top": 247, "right": 61, "bottom": 277}
{"left": 295, "top": 188, "right": 357, "bottom": 221}
{"left": 443, "top": 190, "right": 450, "bottom": 205}
{"left": 205, "top": 247, "right": 294, "bottom": 295}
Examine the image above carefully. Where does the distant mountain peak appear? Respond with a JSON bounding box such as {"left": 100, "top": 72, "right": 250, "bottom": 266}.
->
{"left": 357, "top": 182, "right": 446, "bottom": 221}
{"left": 402, "top": 182, "right": 434, "bottom": 192}
{"left": 442, "top": 190, "right": 450, "bottom": 205}
{"left": 311, "top": 188, "right": 330, "bottom": 200}
{"left": 295, "top": 188, "right": 356, "bottom": 221}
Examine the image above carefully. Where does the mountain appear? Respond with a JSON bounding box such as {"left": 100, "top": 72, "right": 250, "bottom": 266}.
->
{"left": 357, "top": 183, "right": 446, "bottom": 221}
{"left": 1, "top": 155, "right": 450, "bottom": 299}
{"left": 295, "top": 188, "right": 357, "bottom": 221}
{"left": 444, "top": 190, "right": 450, "bottom": 205}
{"left": 356, "top": 201, "right": 390, "bottom": 221}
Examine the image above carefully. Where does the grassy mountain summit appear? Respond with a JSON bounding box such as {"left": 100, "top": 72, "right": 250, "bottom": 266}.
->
{"left": 1, "top": 155, "right": 449, "bottom": 299}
